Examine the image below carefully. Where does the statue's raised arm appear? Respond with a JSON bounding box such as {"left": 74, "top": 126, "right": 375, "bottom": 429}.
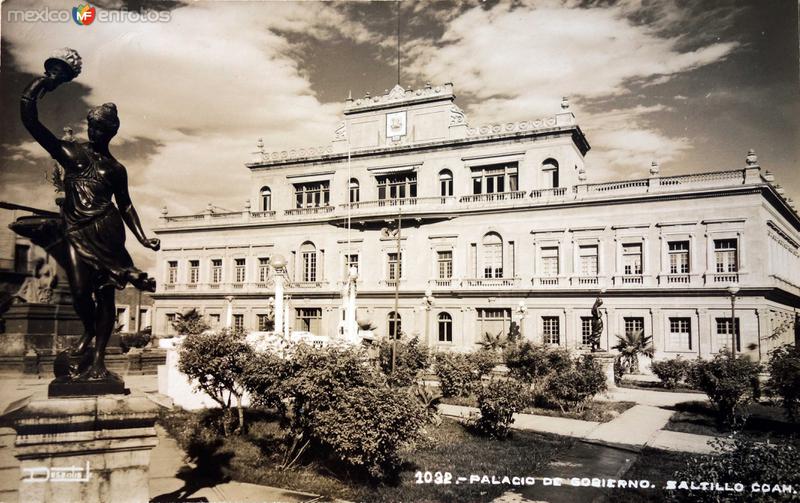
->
{"left": 20, "top": 49, "right": 82, "bottom": 165}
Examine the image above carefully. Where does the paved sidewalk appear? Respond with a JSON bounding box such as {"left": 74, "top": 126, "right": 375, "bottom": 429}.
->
{"left": 438, "top": 401, "right": 720, "bottom": 454}
{"left": 599, "top": 387, "right": 706, "bottom": 408}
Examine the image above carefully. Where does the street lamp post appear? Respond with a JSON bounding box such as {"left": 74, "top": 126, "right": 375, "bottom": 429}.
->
{"left": 727, "top": 284, "right": 740, "bottom": 357}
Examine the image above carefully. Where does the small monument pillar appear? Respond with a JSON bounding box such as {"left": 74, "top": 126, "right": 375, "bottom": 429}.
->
{"left": 270, "top": 254, "right": 288, "bottom": 334}
{"left": 224, "top": 295, "right": 234, "bottom": 328}
{"left": 343, "top": 266, "right": 359, "bottom": 343}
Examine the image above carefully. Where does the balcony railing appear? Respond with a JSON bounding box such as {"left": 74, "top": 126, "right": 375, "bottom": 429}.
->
{"left": 659, "top": 274, "right": 691, "bottom": 285}
{"left": 534, "top": 277, "right": 561, "bottom": 286}
{"left": 379, "top": 279, "right": 404, "bottom": 287}
{"left": 159, "top": 168, "right": 766, "bottom": 229}
{"left": 461, "top": 277, "right": 519, "bottom": 287}
{"left": 284, "top": 206, "right": 335, "bottom": 217}
{"left": 617, "top": 275, "right": 644, "bottom": 285}
{"left": 459, "top": 191, "right": 526, "bottom": 204}
{"left": 707, "top": 272, "right": 740, "bottom": 284}
{"left": 572, "top": 276, "right": 599, "bottom": 286}
{"left": 530, "top": 187, "right": 567, "bottom": 200}
{"left": 428, "top": 278, "right": 457, "bottom": 288}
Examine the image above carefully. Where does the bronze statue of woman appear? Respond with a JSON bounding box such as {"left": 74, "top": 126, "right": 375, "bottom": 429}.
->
{"left": 20, "top": 49, "right": 159, "bottom": 382}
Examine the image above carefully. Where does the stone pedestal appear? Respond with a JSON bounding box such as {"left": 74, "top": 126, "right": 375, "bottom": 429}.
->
{"left": 3, "top": 393, "right": 159, "bottom": 503}
{"left": 591, "top": 351, "right": 618, "bottom": 390}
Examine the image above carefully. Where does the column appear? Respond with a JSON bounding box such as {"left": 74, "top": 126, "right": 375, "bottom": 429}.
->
{"left": 224, "top": 296, "right": 234, "bottom": 328}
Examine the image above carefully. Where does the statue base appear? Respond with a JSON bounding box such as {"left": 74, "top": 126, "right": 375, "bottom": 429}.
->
{"left": 48, "top": 378, "right": 127, "bottom": 398}
{"left": 2, "top": 393, "right": 159, "bottom": 503}
{"left": 590, "top": 351, "right": 618, "bottom": 390}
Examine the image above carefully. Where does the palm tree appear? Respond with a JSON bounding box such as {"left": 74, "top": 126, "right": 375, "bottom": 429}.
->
{"left": 612, "top": 329, "right": 654, "bottom": 374}
{"left": 172, "top": 308, "right": 210, "bottom": 336}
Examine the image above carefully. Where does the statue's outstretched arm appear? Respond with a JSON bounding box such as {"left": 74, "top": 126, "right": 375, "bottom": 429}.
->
{"left": 20, "top": 77, "right": 68, "bottom": 164}
{"left": 112, "top": 164, "right": 160, "bottom": 251}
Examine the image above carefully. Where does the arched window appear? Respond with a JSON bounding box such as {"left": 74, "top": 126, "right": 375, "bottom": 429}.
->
{"left": 482, "top": 232, "right": 503, "bottom": 278}
{"left": 348, "top": 178, "right": 360, "bottom": 203}
{"left": 439, "top": 169, "right": 453, "bottom": 197}
{"left": 388, "top": 311, "right": 402, "bottom": 340}
{"left": 300, "top": 241, "right": 317, "bottom": 282}
{"left": 260, "top": 186, "right": 272, "bottom": 211}
{"left": 542, "top": 159, "right": 559, "bottom": 188}
{"left": 438, "top": 312, "right": 453, "bottom": 342}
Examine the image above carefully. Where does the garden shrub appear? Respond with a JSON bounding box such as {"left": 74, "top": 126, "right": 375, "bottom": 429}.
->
{"left": 473, "top": 379, "right": 529, "bottom": 439}
{"left": 179, "top": 328, "right": 253, "bottom": 435}
{"left": 766, "top": 343, "right": 800, "bottom": 421}
{"left": 119, "top": 330, "right": 151, "bottom": 352}
{"left": 503, "top": 341, "right": 571, "bottom": 385}
{"left": 651, "top": 357, "right": 691, "bottom": 389}
{"left": 377, "top": 336, "right": 431, "bottom": 387}
{"left": 256, "top": 344, "right": 425, "bottom": 480}
{"left": 312, "top": 384, "right": 426, "bottom": 479}
{"left": 434, "top": 351, "right": 495, "bottom": 398}
{"left": 666, "top": 436, "right": 800, "bottom": 502}
{"left": 544, "top": 355, "right": 607, "bottom": 412}
{"left": 241, "top": 350, "right": 289, "bottom": 411}
{"left": 686, "top": 351, "right": 761, "bottom": 429}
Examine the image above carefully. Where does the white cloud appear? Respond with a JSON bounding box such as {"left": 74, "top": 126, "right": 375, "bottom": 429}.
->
{"left": 404, "top": 0, "right": 737, "bottom": 179}
{"left": 2, "top": 1, "right": 371, "bottom": 271}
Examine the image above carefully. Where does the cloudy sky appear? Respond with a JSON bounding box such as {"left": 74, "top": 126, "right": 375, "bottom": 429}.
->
{"left": 0, "top": 0, "right": 797, "bottom": 271}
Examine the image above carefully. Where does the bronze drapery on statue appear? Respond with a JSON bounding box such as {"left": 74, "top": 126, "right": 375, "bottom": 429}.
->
{"left": 14, "top": 48, "right": 160, "bottom": 396}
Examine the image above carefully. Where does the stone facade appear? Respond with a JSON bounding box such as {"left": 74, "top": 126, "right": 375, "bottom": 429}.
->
{"left": 152, "top": 84, "right": 800, "bottom": 363}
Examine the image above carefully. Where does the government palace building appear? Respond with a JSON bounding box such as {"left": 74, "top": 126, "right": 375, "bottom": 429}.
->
{"left": 152, "top": 83, "right": 800, "bottom": 363}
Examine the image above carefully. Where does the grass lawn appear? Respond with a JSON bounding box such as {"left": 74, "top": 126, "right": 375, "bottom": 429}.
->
{"left": 158, "top": 408, "right": 570, "bottom": 503}
{"left": 663, "top": 400, "right": 796, "bottom": 440}
{"left": 441, "top": 395, "right": 636, "bottom": 423}
{"left": 608, "top": 447, "right": 692, "bottom": 502}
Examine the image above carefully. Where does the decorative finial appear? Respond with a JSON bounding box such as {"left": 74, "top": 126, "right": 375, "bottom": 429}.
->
{"left": 256, "top": 138, "right": 264, "bottom": 152}
{"left": 578, "top": 167, "right": 587, "bottom": 181}
{"left": 650, "top": 160, "right": 660, "bottom": 175}
{"left": 161, "top": 206, "right": 168, "bottom": 216}
{"left": 426, "top": 82, "right": 432, "bottom": 89}
{"left": 745, "top": 149, "right": 758, "bottom": 167}
{"left": 206, "top": 202, "right": 214, "bottom": 213}
{"left": 346, "top": 89, "right": 353, "bottom": 101}
{"left": 763, "top": 170, "right": 775, "bottom": 183}
{"left": 244, "top": 199, "right": 251, "bottom": 210}
{"left": 561, "top": 96, "right": 569, "bottom": 110}
{"left": 365, "top": 91, "right": 370, "bottom": 98}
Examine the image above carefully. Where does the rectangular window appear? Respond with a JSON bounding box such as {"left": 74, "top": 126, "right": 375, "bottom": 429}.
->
{"left": 669, "top": 241, "right": 690, "bottom": 274}
{"left": 296, "top": 308, "right": 322, "bottom": 333}
{"left": 294, "top": 181, "right": 330, "bottom": 208}
{"left": 622, "top": 243, "right": 643, "bottom": 275}
{"left": 377, "top": 173, "right": 417, "bottom": 201}
{"left": 471, "top": 163, "right": 518, "bottom": 195}
{"left": 188, "top": 260, "right": 200, "bottom": 284}
{"left": 542, "top": 316, "right": 560, "bottom": 345}
{"left": 167, "top": 261, "right": 178, "bottom": 284}
{"left": 257, "top": 313, "right": 273, "bottom": 331}
{"left": 387, "top": 252, "right": 402, "bottom": 280}
{"left": 115, "top": 307, "right": 128, "bottom": 332}
{"left": 541, "top": 246, "right": 559, "bottom": 277}
{"left": 714, "top": 239, "right": 738, "bottom": 273}
{"left": 437, "top": 251, "right": 453, "bottom": 279}
{"left": 233, "top": 314, "right": 244, "bottom": 332}
{"left": 715, "top": 318, "right": 741, "bottom": 352}
{"left": 166, "top": 313, "right": 177, "bottom": 334}
{"left": 344, "top": 253, "right": 359, "bottom": 276}
{"left": 234, "top": 258, "right": 246, "bottom": 283}
{"left": 211, "top": 259, "right": 223, "bottom": 284}
{"left": 579, "top": 245, "right": 598, "bottom": 276}
{"left": 477, "top": 308, "right": 511, "bottom": 340}
{"left": 258, "top": 257, "right": 270, "bottom": 283}
{"left": 302, "top": 251, "right": 317, "bottom": 282}
{"left": 669, "top": 317, "right": 692, "bottom": 350}
{"left": 581, "top": 317, "right": 593, "bottom": 346}
{"left": 624, "top": 317, "right": 645, "bottom": 337}
{"left": 14, "top": 244, "right": 29, "bottom": 273}
{"left": 138, "top": 308, "right": 150, "bottom": 329}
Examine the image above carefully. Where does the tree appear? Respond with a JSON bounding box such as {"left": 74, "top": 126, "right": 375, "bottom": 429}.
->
{"left": 612, "top": 329, "right": 654, "bottom": 374}
{"left": 171, "top": 308, "right": 210, "bottom": 336}
{"left": 178, "top": 328, "right": 253, "bottom": 435}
